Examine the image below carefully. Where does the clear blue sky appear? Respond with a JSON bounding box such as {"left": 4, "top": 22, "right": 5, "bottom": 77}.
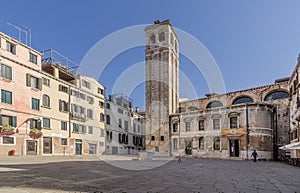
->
{"left": 2, "top": 1, "right": 300, "bottom": 109}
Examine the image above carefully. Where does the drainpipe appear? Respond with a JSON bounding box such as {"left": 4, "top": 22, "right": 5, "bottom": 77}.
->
{"left": 68, "top": 85, "right": 71, "bottom": 156}
{"left": 246, "top": 103, "right": 249, "bottom": 160}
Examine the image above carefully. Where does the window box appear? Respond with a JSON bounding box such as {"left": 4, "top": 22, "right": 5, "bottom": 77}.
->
{"left": 0, "top": 125, "right": 15, "bottom": 136}
{"left": 29, "top": 128, "right": 43, "bottom": 139}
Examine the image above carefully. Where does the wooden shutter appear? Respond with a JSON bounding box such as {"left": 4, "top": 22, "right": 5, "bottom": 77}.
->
{"left": 30, "top": 119, "right": 33, "bottom": 129}
{"left": 38, "top": 78, "right": 42, "bottom": 90}
{"left": 26, "top": 74, "right": 31, "bottom": 87}
{"left": 59, "top": 100, "right": 62, "bottom": 111}
{"left": 0, "top": 114, "right": 2, "bottom": 125}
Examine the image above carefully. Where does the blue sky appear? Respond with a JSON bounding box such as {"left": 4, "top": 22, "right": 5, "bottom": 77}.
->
{"left": 1, "top": 1, "right": 300, "bottom": 109}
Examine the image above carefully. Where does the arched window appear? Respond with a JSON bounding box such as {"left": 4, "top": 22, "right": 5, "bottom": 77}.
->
{"left": 106, "top": 115, "right": 110, "bottom": 125}
{"left": 42, "top": 94, "right": 50, "bottom": 107}
{"left": 206, "top": 101, "right": 223, "bottom": 109}
{"left": 232, "top": 96, "right": 253, "bottom": 105}
{"left": 264, "top": 91, "right": 289, "bottom": 101}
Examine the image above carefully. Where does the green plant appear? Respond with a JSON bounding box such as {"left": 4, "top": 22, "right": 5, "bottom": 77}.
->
{"left": 29, "top": 128, "right": 43, "bottom": 139}
{"left": 0, "top": 125, "right": 15, "bottom": 136}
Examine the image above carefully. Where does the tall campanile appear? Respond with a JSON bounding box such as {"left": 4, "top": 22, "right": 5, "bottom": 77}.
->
{"left": 145, "top": 20, "right": 179, "bottom": 153}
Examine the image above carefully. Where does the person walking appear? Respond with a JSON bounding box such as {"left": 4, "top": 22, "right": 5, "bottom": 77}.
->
{"left": 251, "top": 150, "right": 258, "bottom": 162}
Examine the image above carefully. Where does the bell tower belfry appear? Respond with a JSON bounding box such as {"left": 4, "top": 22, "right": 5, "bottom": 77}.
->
{"left": 145, "top": 20, "right": 179, "bottom": 153}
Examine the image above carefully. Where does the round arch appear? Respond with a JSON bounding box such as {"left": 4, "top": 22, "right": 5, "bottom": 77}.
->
{"left": 264, "top": 90, "right": 289, "bottom": 101}
{"left": 232, "top": 96, "right": 254, "bottom": 105}
{"left": 206, "top": 101, "right": 223, "bottom": 109}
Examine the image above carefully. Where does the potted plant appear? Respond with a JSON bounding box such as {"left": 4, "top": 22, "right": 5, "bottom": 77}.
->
{"left": 8, "top": 149, "right": 15, "bottom": 156}
{"left": 0, "top": 125, "right": 15, "bottom": 136}
{"left": 29, "top": 128, "right": 43, "bottom": 139}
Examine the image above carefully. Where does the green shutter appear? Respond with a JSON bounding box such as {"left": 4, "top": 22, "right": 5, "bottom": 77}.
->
{"left": 26, "top": 74, "right": 31, "bottom": 87}
{"left": 0, "top": 114, "right": 2, "bottom": 126}
{"left": 67, "top": 102, "right": 70, "bottom": 112}
{"left": 59, "top": 100, "right": 62, "bottom": 111}
{"left": 37, "top": 120, "right": 41, "bottom": 130}
{"left": 12, "top": 116, "right": 17, "bottom": 127}
{"left": 30, "top": 119, "right": 33, "bottom": 129}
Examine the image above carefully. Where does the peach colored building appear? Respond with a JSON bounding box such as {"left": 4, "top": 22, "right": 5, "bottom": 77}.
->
{"left": 0, "top": 32, "right": 42, "bottom": 155}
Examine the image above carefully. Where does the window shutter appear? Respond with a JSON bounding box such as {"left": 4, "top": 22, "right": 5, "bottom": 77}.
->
{"left": 59, "top": 100, "right": 62, "bottom": 111}
{"left": 38, "top": 78, "right": 42, "bottom": 90}
{"left": 26, "top": 74, "right": 31, "bottom": 87}
{"left": 30, "top": 119, "right": 33, "bottom": 129}
{"left": 0, "top": 114, "right": 2, "bottom": 126}
{"left": 12, "top": 116, "right": 17, "bottom": 127}
{"left": 67, "top": 102, "right": 70, "bottom": 112}
{"left": 37, "top": 120, "right": 42, "bottom": 130}
{"left": 58, "top": 85, "right": 62, "bottom": 91}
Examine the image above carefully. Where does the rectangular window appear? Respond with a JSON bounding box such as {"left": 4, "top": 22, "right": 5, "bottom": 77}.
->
{"left": 230, "top": 117, "right": 238, "bottom": 128}
{"left": 42, "top": 77, "right": 50, "bottom": 86}
{"left": 199, "top": 120, "right": 205, "bottom": 130}
{"left": 79, "top": 125, "right": 86, "bottom": 133}
{"left": 26, "top": 74, "right": 42, "bottom": 90}
{"left": 1, "top": 89, "right": 12, "bottom": 104}
{"left": 61, "top": 138, "right": 68, "bottom": 146}
{"left": 87, "top": 96, "right": 94, "bottom": 104}
{"left": 30, "top": 119, "right": 41, "bottom": 130}
{"left": 73, "top": 123, "right": 79, "bottom": 132}
{"left": 6, "top": 41, "right": 16, "bottom": 54}
{"left": 82, "top": 79, "right": 91, "bottom": 89}
{"left": 1, "top": 115, "right": 17, "bottom": 127}
{"left": 29, "top": 53, "right": 37, "bottom": 64}
{"left": 43, "top": 118, "right": 50, "bottom": 128}
{"left": 61, "top": 121, "right": 67, "bottom": 131}
{"left": 2, "top": 136, "right": 15, "bottom": 145}
{"left": 185, "top": 122, "right": 191, "bottom": 131}
{"left": 59, "top": 100, "right": 69, "bottom": 112}
{"left": 118, "top": 108, "right": 123, "bottom": 114}
{"left": 31, "top": 98, "right": 40, "bottom": 110}
{"left": 71, "top": 89, "right": 79, "bottom": 97}
{"left": 99, "top": 142, "right": 104, "bottom": 146}
{"left": 213, "top": 119, "right": 220, "bottom": 130}
{"left": 87, "top": 109, "right": 93, "bottom": 119}
{"left": 0, "top": 63, "right": 12, "bottom": 80}
{"left": 79, "top": 92, "right": 86, "bottom": 100}
{"left": 58, "top": 85, "right": 69, "bottom": 93}
{"left": 100, "top": 128, "right": 104, "bottom": 137}
{"left": 88, "top": 126, "right": 93, "bottom": 134}
{"left": 133, "top": 124, "right": 136, "bottom": 133}
{"left": 98, "top": 88, "right": 104, "bottom": 95}
{"left": 124, "top": 121, "right": 129, "bottom": 131}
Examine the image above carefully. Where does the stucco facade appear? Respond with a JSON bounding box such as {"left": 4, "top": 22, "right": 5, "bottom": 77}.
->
{"left": 0, "top": 32, "right": 42, "bottom": 155}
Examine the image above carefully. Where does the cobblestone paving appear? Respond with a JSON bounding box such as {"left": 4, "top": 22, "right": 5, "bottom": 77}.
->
{"left": 0, "top": 155, "right": 299, "bottom": 193}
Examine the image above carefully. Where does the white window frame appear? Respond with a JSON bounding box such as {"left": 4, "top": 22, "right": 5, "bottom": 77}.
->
{"left": 1, "top": 136, "right": 16, "bottom": 145}
{"left": 0, "top": 63, "right": 13, "bottom": 81}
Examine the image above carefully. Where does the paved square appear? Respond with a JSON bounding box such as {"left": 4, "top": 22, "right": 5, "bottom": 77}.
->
{"left": 0, "top": 156, "right": 299, "bottom": 193}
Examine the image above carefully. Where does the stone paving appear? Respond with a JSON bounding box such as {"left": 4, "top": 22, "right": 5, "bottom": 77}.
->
{"left": 0, "top": 155, "right": 299, "bottom": 193}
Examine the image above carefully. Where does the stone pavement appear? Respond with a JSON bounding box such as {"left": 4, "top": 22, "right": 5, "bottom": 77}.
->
{"left": 0, "top": 155, "right": 299, "bottom": 193}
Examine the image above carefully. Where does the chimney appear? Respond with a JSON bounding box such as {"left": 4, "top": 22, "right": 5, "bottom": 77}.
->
{"left": 135, "top": 107, "right": 139, "bottom": 112}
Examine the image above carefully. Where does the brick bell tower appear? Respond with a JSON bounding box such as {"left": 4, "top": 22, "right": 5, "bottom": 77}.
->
{"left": 145, "top": 20, "right": 179, "bottom": 153}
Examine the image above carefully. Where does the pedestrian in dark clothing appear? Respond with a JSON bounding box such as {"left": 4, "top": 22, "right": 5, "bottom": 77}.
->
{"left": 251, "top": 150, "right": 258, "bottom": 162}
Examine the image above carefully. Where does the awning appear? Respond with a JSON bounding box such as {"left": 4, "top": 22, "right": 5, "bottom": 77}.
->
{"left": 279, "top": 142, "right": 300, "bottom": 150}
